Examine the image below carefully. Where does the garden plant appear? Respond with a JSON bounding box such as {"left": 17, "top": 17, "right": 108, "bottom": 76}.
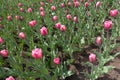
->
{"left": 0, "top": 0, "right": 120, "bottom": 80}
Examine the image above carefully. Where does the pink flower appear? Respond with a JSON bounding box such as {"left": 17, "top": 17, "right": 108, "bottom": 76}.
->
{"left": 54, "top": 57, "right": 60, "bottom": 65}
{"left": 6, "top": 76, "right": 15, "bottom": 80}
{"left": 39, "top": 7, "right": 44, "bottom": 11}
{"left": 67, "top": 14, "right": 72, "bottom": 20}
{"left": 20, "top": 8, "right": 25, "bottom": 12}
{"left": 0, "top": 49, "right": 9, "bottom": 57}
{"left": 40, "top": 26, "right": 48, "bottom": 36}
{"left": 85, "top": 2, "right": 89, "bottom": 7}
{"left": 68, "top": 1, "right": 72, "bottom": 7}
{"left": 53, "top": 16, "right": 58, "bottom": 22}
{"left": 40, "top": 11, "right": 46, "bottom": 17}
{"left": 74, "top": 1, "right": 80, "bottom": 7}
{"left": 32, "top": 48, "right": 43, "bottom": 59}
{"left": 96, "top": 1, "right": 101, "bottom": 8}
{"left": 29, "top": 20, "right": 37, "bottom": 27}
{"left": 0, "top": 37, "right": 4, "bottom": 44}
{"left": 7, "top": 15, "right": 12, "bottom": 21}
{"left": 18, "top": 3, "right": 23, "bottom": 7}
{"left": 61, "top": 3, "right": 65, "bottom": 8}
{"left": 51, "top": 6, "right": 56, "bottom": 11}
{"left": 49, "top": 0, "right": 53, "bottom": 3}
{"left": 104, "top": 20, "right": 113, "bottom": 30}
{"left": 55, "top": 22, "right": 61, "bottom": 29}
{"left": 96, "top": 36, "right": 102, "bottom": 46}
{"left": 60, "top": 25, "right": 67, "bottom": 32}
{"left": 110, "top": 9, "right": 119, "bottom": 17}
{"left": 40, "top": 1, "right": 44, "bottom": 7}
{"left": 89, "top": 0, "right": 93, "bottom": 2}
{"left": 15, "top": 15, "right": 20, "bottom": 20}
{"left": 73, "top": 16, "right": 78, "bottom": 22}
{"left": 19, "top": 32, "right": 26, "bottom": 39}
{"left": 28, "top": 8, "right": 33, "bottom": 13}
{"left": 89, "top": 53, "right": 96, "bottom": 63}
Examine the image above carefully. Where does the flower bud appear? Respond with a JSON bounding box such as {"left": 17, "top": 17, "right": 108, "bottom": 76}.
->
{"left": 0, "top": 49, "right": 9, "bottom": 57}
{"left": 53, "top": 16, "right": 58, "bottom": 22}
{"left": 110, "top": 9, "right": 119, "bottom": 17}
{"left": 85, "top": 2, "right": 89, "bottom": 7}
{"left": 29, "top": 20, "right": 37, "bottom": 27}
{"left": 96, "top": 36, "right": 102, "bottom": 46}
{"left": 6, "top": 76, "right": 15, "bottom": 80}
{"left": 96, "top": 1, "right": 101, "bottom": 8}
{"left": 40, "top": 11, "right": 46, "bottom": 17}
{"left": 40, "top": 26, "right": 48, "bottom": 36}
{"left": 89, "top": 53, "right": 96, "bottom": 63}
{"left": 19, "top": 32, "right": 26, "bottom": 39}
{"left": 0, "top": 37, "right": 4, "bottom": 44}
{"left": 60, "top": 25, "right": 67, "bottom": 32}
{"left": 67, "top": 14, "right": 72, "bottom": 20}
{"left": 28, "top": 8, "right": 33, "bottom": 13}
{"left": 55, "top": 22, "right": 61, "bottom": 29}
{"left": 54, "top": 57, "right": 60, "bottom": 65}
{"left": 104, "top": 20, "right": 113, "bottom": 30}
{"left": 32, "top": 48, "right": 43, "bottom": 59}
{"left": 51, "top": 6, "right": 56, "bottom": 11}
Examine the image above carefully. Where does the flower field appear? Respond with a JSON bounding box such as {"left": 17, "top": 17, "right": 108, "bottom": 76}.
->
{"left": 0, "top": 0, "right": 120, "bottom": 80}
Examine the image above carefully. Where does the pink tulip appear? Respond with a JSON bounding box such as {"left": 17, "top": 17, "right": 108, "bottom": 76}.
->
{"left": 96, "top": 36, "right": 102, "bottom": 46}
{"left": 51, "top": 6, "right": 56, "bottom": 11}
{"left": 40, "top": 26, "right": 48, "bottom": 36}
{"left": 19, "top": 32, "right": 26, "bottom": 39}
{"left": 40, "top": 11, "right": 46, "bottom": 17}
{"left": 74, "top": 1, "right": 80, "bottom": 7}
{"left": 18, "top": 3, "right": 23, "bottom": 7}
{"left": 40, "top": 1, "right": 44, "bottom": 7}
{"left": 110, "top": 9, "right": 119, "bottom": 17}
{"left": 61, "top": 3, "right": 65, "bottom": 8}
{"left": 89, "top": 53, "right": 96, "bottom": 63}
{"left": 0, "top": 49, "right": 9, "bottom": 57}
{"left": 54, "top": 57, "right": 60, "bottom": 65}
{"left": 49, "top": 0, "right": 53, "bottom": 3}
{"left": 104, "top": 20, "right": 113, "bottom": 30}
{"left": 60, "top": 25, "right": 67, "bottom": 32}
{"left": 15, "top": 15, "right": 20, "bottom": 20}
{"left": 29, "top": 20, "right": 37, "bottom": 27}
{"left": 67, "top": 14, "right": 72, "bottom": 20}
{"left": 89, "top": 0, "right": 93, "bottom": 2}
{"left": 6, "top": 76, "right": 15, "bottom": 80}
{"left": 55, "top": 22, "right": 61, "bottom": 29}
{"left": 73, "top": 16, "right": 78, "bottom": 22}
{"left": 96, "top": 1, "right": 101, "bottom": 8}
{"left": 0, "top": 37, "right": 4, "bottom": 44}
{"left": 20, "top": 8, "right": 25, "bottom": 12}
{"left": 85, "top": 2, "right": 89, "bottom": 7}
{"left": 7, "top": 15, "right": 13, "bottom": 21}
{"left": 39, "top": 7, "right": 44, "bottom": 11}
{"left": 28, "top": 8, "right": 33, "bottom": 13}
{"left": 32, "top": 48, "right": 43, "bottom": 59}
{"left": 53, "top": 16, "right": 58, "bottom": 22}
{"left": 68, "top": 1, "right": 72, "bottom": 7}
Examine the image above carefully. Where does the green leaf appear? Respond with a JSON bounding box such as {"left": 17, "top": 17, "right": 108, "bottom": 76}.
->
{"left": 102, "top": 66, "right": 115, "bottom": 73}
